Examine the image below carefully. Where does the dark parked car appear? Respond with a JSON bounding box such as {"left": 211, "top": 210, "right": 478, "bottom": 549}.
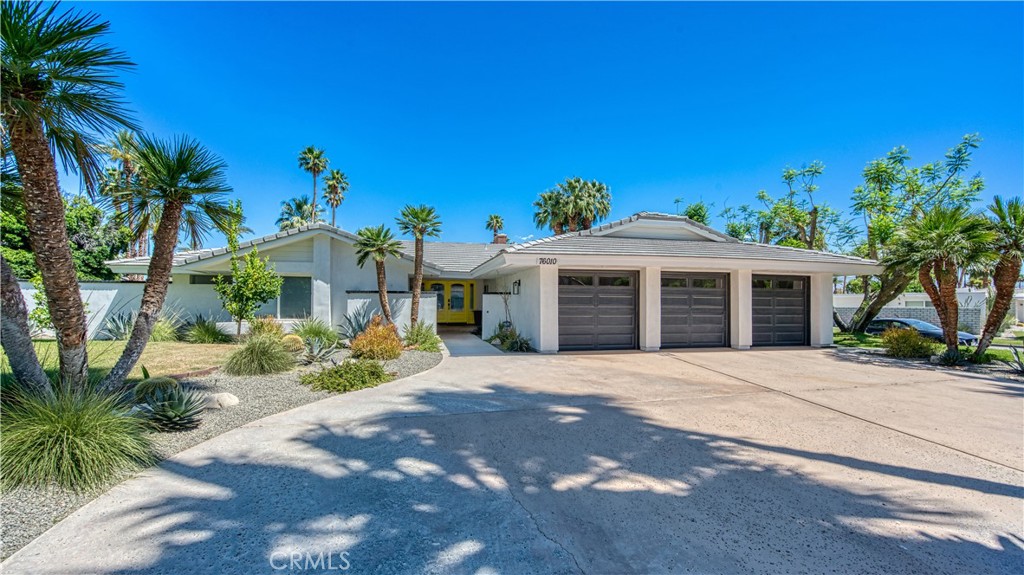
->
{"left": 864, "top": 318, "right": 979, "bottom": 346}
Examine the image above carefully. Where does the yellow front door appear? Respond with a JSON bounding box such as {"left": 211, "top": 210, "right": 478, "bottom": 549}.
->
{"left": 424, "top": 280, "right": 475, "bottom": 324}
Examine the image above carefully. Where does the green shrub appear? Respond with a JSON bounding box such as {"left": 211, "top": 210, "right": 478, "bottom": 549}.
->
{"left": 1, "top": 387, "right": 155, "bottom": 490}
{"left": 350, "top": 316, "right": 402, "bottom": 360}
{"left": 882, "top": 328, "right": 936, "bottom": 359}
{"left": 291, "top": 316, "right": 338, "bottom": 345}
{"left": 149, "top": 307, "right": 185, "bottom": 342}
{"left": 300, "top": 359, "right": 392, "bottom": 393}
{"left": 138, "top": 387, "right": 206, "bottom": 432}
{"left": 403, "top": 321, "right": 441, "bottom": 352}
{"left": 223, "top": 335, "right": 296, "bottom": 376}
{"left": 184, "top": 315, "right": 232, "bottom": 344}
{"left": 938, "top": 348, "right": 967, "bottom": 366}
{"left": 133, "top": 376, "right": 181, "bottom": 404}
{"left": 247, "top": 315, "right": 284, "bottom": 339}
{"left": 281, "top": 333, "right": 305, "bottom": 353}
{"left": 487, "top": 324, "right": 534, "bottom": 352}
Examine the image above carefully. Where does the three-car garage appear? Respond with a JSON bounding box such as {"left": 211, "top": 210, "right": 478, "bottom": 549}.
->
{"left": 556, "top": 271, "right": 809, "bottom": 351}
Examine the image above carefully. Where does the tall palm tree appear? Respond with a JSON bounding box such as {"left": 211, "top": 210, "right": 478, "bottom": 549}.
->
{"left": 396, "top": 205, "right": 442, "bottom": 324}
{"left": 97, "top": 130, "right": 145, "bottom": 256}
{"left": 2, "top": 1, "right": 136, "bottom": 389}
{"left": 354, "top": 225, "right": 403, "bottom": 324}
{"left": 533, "top": 178, "right": 612, "bottom": 235}
{"left": 485, "top": 214, "right": 504, "bottom": 241}
{"left": 974, "top": 196, "right": 1024, "bottom": 359}
{"left": 323, "top": 169, "right": 349, "bottom": 227}
{"left": 298, "top": 146, "right": 328, "bottom": 217}
{"left": 533, "top": 190, "right": 568, "bottom": 235}
{"left": 885, "top": 205, "right": 996, "bottom": 353}
{"left": 276, "top": 195, "right": 322, "bottom": 230}
{"left": 100, "top": 135, "right": 233, "bottom": 390}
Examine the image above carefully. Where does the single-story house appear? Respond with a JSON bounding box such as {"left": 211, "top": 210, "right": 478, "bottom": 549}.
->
{"left": 85, "top": 211, "right": 879, "bottom": 350}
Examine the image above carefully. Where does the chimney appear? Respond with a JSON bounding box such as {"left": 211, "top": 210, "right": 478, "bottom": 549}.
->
{"left": 492, "top": 233, "right": 508, "bottom": 245}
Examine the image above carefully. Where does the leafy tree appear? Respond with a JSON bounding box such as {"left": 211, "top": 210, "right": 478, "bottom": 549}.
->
{"left": 323, "top": 169, "right": 349, "bottom": 227}
{"left": 485, "top": 214, "right": 504, "bottom": 240}
{"left": 533, "top": 177, "right": 611, "bottom": 234}
{"left": 2, "top": 1, "right": 137, "bottom": 390}
{"left": 842, "top": 135, "right": 984, "bottom": 332}
{"left": 974, "top": 196, "right": 1024, "bottom": 359}
{"left": 354, "top": 225, "right": 403, "bottom": 324}
{"left": 276, "top": 195, "right": 323, "bottom": 230}
{"left": 215, "top": 201, "right": 284, "bottom": 336}
{"left": 298, "top": 146, "right": 328, "bottom": 218}
{"left": 100, "top": 135, "right": 234, "bottom": 390}
{"left": 885, "top": 205, "right": 995, "bottom": 352}
{"left": 396, "top": 205, "right": 442, "bottom": 324}
{"left": 683, "top": 200, "right": 711, "bottom": 225}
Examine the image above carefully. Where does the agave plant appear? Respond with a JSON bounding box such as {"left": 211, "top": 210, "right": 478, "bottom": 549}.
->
{"left": 999, "top": 347, "right": 1024, "bottom": 374}
{"left": 339, "top": 306, "right": 375, "bottom": 340}
{"left": 138, "top": 387, "right": 206, "bottom": 432}
{"left": 102, "top": 311, "right": 136, "bottom": 340}
{"left": 301, "top": 337, "right": 339, "bottom": 365}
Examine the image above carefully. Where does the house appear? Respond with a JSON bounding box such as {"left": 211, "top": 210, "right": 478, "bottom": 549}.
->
{"left": 76, "top": 212, "right": 879, "bottom": 348}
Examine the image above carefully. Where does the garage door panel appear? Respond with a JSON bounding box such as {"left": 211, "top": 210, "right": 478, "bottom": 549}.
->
{"left": 752, "top": 275, "right": 808, "bottom": 346}
{"left": 558, "top": 272, "right": 637, "bottom": 351}
{"left": 661, "top": 273, "right": 728, "bottom": 348}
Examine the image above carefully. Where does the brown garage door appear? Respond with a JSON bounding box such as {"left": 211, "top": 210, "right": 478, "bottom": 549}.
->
{"left": 558, "top": 271, "right": 638, "bottom": 351}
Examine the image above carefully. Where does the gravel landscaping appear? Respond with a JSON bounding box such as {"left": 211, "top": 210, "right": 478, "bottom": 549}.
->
{"left": 0, "top": 349, "right": 442, "bottom": 560}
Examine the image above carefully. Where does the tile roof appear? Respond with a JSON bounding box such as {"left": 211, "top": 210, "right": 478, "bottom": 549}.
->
{"left": 400, "top": 241, "right": 506, "bottom": 274}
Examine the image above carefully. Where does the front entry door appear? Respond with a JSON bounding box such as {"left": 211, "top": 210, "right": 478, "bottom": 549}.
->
{"left": 423, "top": 280, "right": 475, "bottom": 324}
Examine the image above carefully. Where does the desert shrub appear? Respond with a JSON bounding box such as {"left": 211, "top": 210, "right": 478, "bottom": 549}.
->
{"left": 301, "top": 337, "right": 339, "bottom": 365}
{"left": 300, "top": 359, "right": 392, "bottom": 393}
{"left": 350, "top": 316, "right": 402, "bottom": 360}
{"left": 882, "top": 328, "right": 935, "bottom": 359}
{"left": 281, "top": 334, "right": 305, "bottom": 353}
{"left": 247, "top": 315, "right": 284, "bottom": 339}
{"left": 133, "top": 376, "right": 181, "bottom": 403}
{"left": 1, "top": 387, "right": 155, "bottom": 490}
{"left": 184, "top": 315, "right": 232, "bottom": 344}
{"left": 291, "top": 316, "right": 338, "bottom": 345}
{"left": 937, "top": 348, "right": 967, "bottom": 366}
{"left": 137, "top": 387, "right": 206, "bottom": 432}
{"left": 403, "top": 321, "right": 441, "bottom": 352}
{"left": 102, "top": 311, "right": 135, "bottom": 340}
{"left": 487, "top": 324, "right": 533, "bottom": 352}
{"left": 339, "top": 306, "right": 374, "bottom": 339}
{"left": 223, "top": 335, "right": 296, "bottom": 376}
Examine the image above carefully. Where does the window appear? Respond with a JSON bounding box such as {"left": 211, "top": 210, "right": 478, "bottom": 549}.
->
{"left": 559, "top": 275, "right": 594, "bottom": 286}
{"left": 278, "top": 277, "right": 312, "bottom": 318}
{"left": 189, "top": 275, "right": 227, "bottom": 285}
{"left": 692, "top": 278, "right": 719, "bottom": 289}
{"left": 598, "top": 275, "right": 632, "bottom": 287}
{"left": 662, "top": 278, "right": 687, "bottom": 288}
{"left": 774, "top": 279, "right": 803, "bottom": 290}
{"left": 753, "top": 279, "right": 772, "bottom": 289}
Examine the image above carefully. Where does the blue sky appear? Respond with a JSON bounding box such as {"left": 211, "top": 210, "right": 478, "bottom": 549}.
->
{"left": 61, "top": 1, "right": 1023, "bottom": 246}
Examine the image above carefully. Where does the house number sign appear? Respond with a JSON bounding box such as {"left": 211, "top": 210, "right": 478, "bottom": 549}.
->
{"left": 538, "top": 258, "right": 558, "bottom": 265}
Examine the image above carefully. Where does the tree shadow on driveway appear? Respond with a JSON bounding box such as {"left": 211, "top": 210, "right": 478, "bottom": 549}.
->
{"left": 63, "top": 385, "right": 1024, "bottom": 575}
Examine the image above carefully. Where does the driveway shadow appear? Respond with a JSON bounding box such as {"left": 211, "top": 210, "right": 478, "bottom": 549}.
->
{"left": 58, "top": 385, "right": 1022, "bottom": 575}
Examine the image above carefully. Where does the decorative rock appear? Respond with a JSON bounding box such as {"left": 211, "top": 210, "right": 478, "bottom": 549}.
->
{"left": 203, "top": 392, "right": 240, "bottom": 410}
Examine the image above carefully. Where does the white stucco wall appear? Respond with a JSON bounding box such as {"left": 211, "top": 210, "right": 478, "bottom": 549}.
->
{"left": 345, "top": 292, "right": 437, "bottom": 334}
{"left": 482, "top": 267, "right": 544, "bottom": 349}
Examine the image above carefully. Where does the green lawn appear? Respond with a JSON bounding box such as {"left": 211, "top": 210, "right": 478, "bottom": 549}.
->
{"left": 1, "top": 340, "right": 235, "bottom": 384}
{"left": 991, "top": 335, "right": 1024, "bottom": 347}
{"left": 833, "top": 332, "right": 885, "bottom": 349}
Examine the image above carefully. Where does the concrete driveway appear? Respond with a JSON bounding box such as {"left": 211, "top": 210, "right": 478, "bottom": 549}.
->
{"left": 4, "top": 334, "right": 1023, "bottom": 575}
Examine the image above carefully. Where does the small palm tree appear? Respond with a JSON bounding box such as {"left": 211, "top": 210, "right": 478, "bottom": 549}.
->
{"left": 396, "top": 205, "right": 442, "bottom": 324}
{"left": 276, "top": 195, "right": 322, "bottom": 230}
{"left": 354, "top": 225, "right": 403, "bottom": 324}
{"left": 2, "top": 1, "right": 137, "bottom": 389}
{"left": 533, "top": 190, "right": 568, "bottom": 235}
{"left": 974, "top": 196, "right": 1024, "bottom": 358}
{"left": 885, "top": 205, "right": 996, "bottom": 352}
{"left": 323, "top": 169, "right": 349, "bottom": 227}
{"left": 485, "top": 214, "right": 504, "bottom": 240}
{"left": 100, "top": 135, "right": 233, "bottom": 389}
{"left": 298, "top": 146, "right": 328, "bottom": 217}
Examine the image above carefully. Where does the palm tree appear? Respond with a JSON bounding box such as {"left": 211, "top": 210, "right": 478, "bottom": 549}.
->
{"left": 533, "top": 178, "right": 612, "bottom": 234}
{"left": 354, "top": 225, "right": 403, "bottom": 324}
{"left": 323, "top": 169, "right": 349, "bottom": 227}
{"left": 885, "top": 205, "right": 996, "bottom": 353}
{"left": 298, "top": 146, "right": 328, "bottom": 217}
{"left": 396, "top": 205, "right": 442, "bottom": 324}
{"left": 974, "top": 196, "right": 1024, "bottom": 359}
{"left": 533, "top": 190, "right": 568, "bottom": 235}
{"left": 97, "top": 130, "right": 145, "bottom": 256}
{"left": 276, "top": 195, "right": 322, "bottom": 230}
{"left": 100, "top": 135, "right": 233, "bottom": 390}
{"left": 2, "top": 1, "right": 136, "bottom": 389}
{"left": 485, "top": 214, "right": 504, "bottom": 241}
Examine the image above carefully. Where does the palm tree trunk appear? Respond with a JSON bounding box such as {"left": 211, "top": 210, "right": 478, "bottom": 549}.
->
{"left": 974, "top": 254, "right": 1022, "bottom": 358}
{"left": 920, "top": 260, "right": 959, "bottom": 352}
{"left": 7, "top": 115, "right": 90, "bottom": 389}
{"left": 331, "top": 206, "right": 336, "bottom": 227}
{"left": 375, "top": 260, "right": 393, "bottom": 324}
{"left": 411, "top": 237, "right": 424, "bottom": 324}
{"left": 100, "top": 200, "right": 185, "bottom": 390}
{"left": 311, "top": 174, "right": 318, "bottom": 223}
{"left": 0, "top": 256, "right": 51, "bottom": 394}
